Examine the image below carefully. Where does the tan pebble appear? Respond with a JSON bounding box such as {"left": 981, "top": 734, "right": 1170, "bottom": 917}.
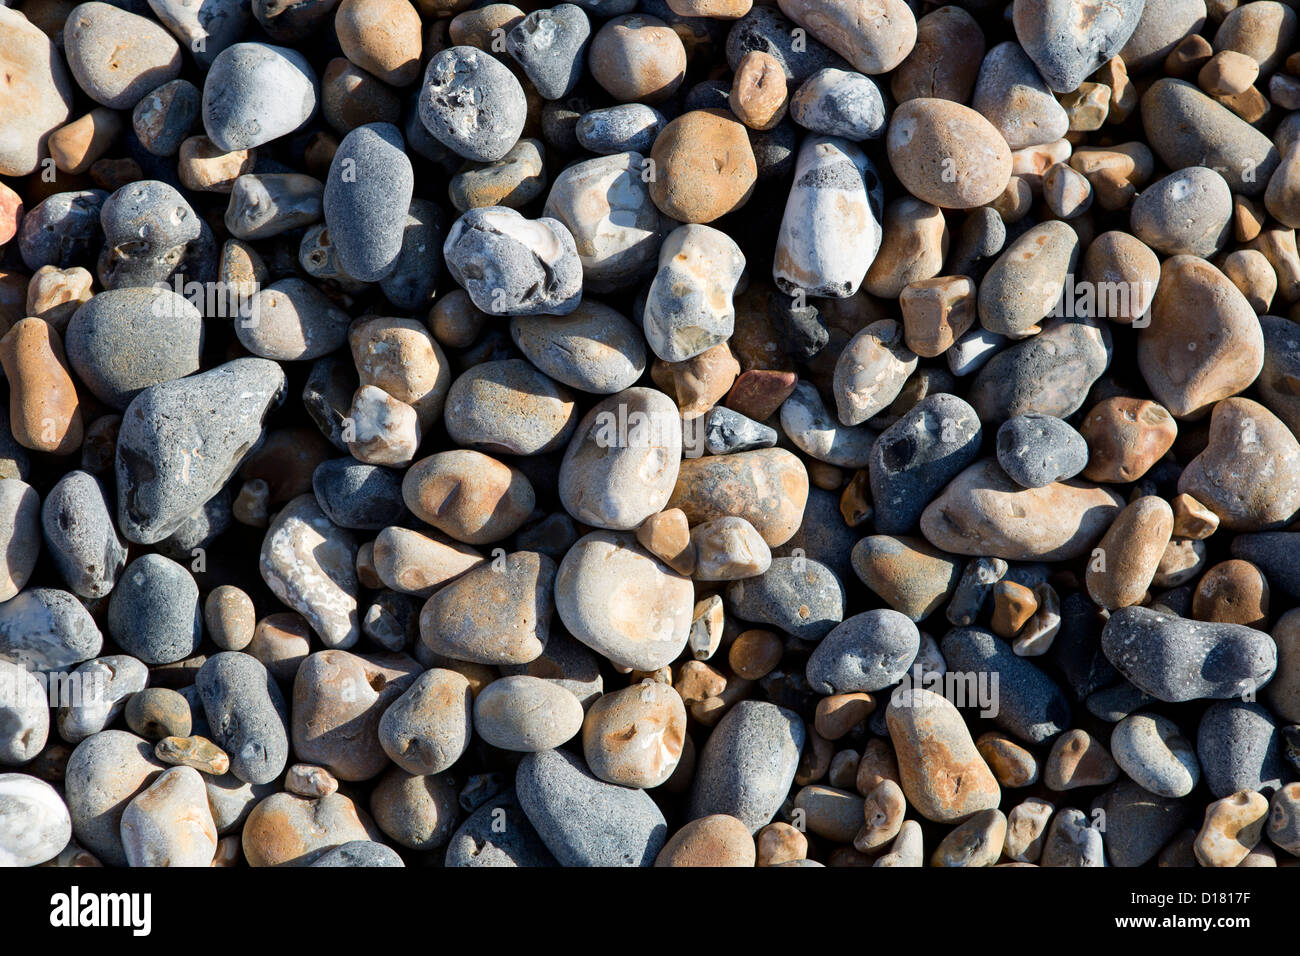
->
{"left": 26, "top": 265, "right": 93, "bottom": 332}
{"left": 988, "top": 175, "right": 1033, "bottom": 222}
{"left": 648, "top": 109, "right": 755, "bottom": 223}
{"left": 1234, "top": 194, "right": 1265, "bottom": 242}
{"left": 886, "top": 98, "right": 1011, "bottom": 209}
{"left": 722, "top": 367, "right": 793, "bottom": 421}
{"left": 1170, "top": 492, "right": 1220, "bottom": 539}
{"left": 1094, "top": 56, "right": 1137, "bottom": 122}
{"left": 1220, "top": 247, "right": 1276, "bottom": 312}
{"left": 777, "top": 0, "right": 916, "bottom": 75}
{"left": 756, "top": 821, "right": 807, "bottom": 866}
{"left": 248, "top": 612, "right": 311, "bottom": 683}
{"left": 1212, "top": 83, "right": 1270, "bottom": 123}
{"left": 1192, "top": 558, "right": 1269, "bottom": 627}
{"left": 177, "top": 135, "right": 254, "bottom": 192}
{"left": 589, "top": 14, "right": 687, "bottom": 104}
{"left": 863, "top": 197, "right": 948, "bottom": 299}
{"left": 668, "top": 448, "right": 808, "bottom": 547}
{"left": 1044, "top": 729, "right": 1118, "bottom": 790}
{"left": 975, "top": 732, "right": 1039, "bottom": 788}
{"left": 794, "top": 784, "right": 865, "bottom": 842}
{"left": 1079, "top": 232, "right": 1159, "bottom": 325}
{"left": 931, "top": 808, "right": 1006, "bottom": 867}
{"left": 449, "top": 4, "right": 525, "bottom": 47}
{"left": 346, "top": 385, "right": 420, "bottom": 466}
{"left": 1152, "top": 536, "right": 1208, "bottom": 588}
{"left": 1165, "top": 32, "right": 1213, "bottom": 77}
{"left": 427, "top": 289, "right": 489, "bottom": 350}
{"left": 855, "top": 737, "right": 899, "bottom": 795}
{"left": 335, "top": 0, "right": 423, "bottom": 87}
{"left": 873, "top": 818, "right": 923, "bottom": 867}
{"left": 284, "top": 764, "right": 339, "bottom": 798}
{"left": 687, "top": 673, "right": 752, "bottom": 728}
{"left": 204, "top": 585, "right": 256, "bottom": 652}
{"left": 1194, "top": 790, "right": 1268, "bottom": 867}
{"left": 729, "top": 50, "right": 786, "bottom": 130}
{"left": 652, "top": 342, "right": 740, "bottom": 417}
{"left": 851, "top": 534, "right": 962, "bottom": 623}
{"left": 1013, "top": 581, "right": 1061, "bottom": 656}
{"left": 1003, "top": 797, "right": 1054, "bottom": 863}
{"left": 690, "top": 516, "right": 770, "bottom": 581}
{"left": 582, "top": 680, "right": 686, "bottom": 788}
{"left": 1043, "top": 162, "right": 1093, "bottom": 218}
{"left": 1085, "top": 495, "right": 1174, "bottom": 610}
{"left": 154, "top": 735, "right": 230, "bottom": 775}
{"left": 727, "top": 629, "right": 783, "bottom": 680}
{"left": 807, "top": 461, "right": 842, "bottom": 491}
{"left": 1059, "top": 82, "right": 1110, "bottom": 131}
{"left": 827, "top": 749, "right": 859, "bottom": 789}
{"left": 636, "top": 508, "right": 696, "bottom": 576}
{"left": 675, "top": 659, "right": 726, "bottom": 703}
{"left": 1079, "top": 397, "right": 1177, "bottom": 483}
{"left": 0, "top": 317, "right": 82, "bottom": 455}
{"left": 899, "top": 275, "right": 976, "bottom": 357}
{"left": 687, "top": 594, "right": 724, "bottom": 661}
{"left": 356, "top": 542, "right": 381, "bottom": 589}
{"left": 402, "top": 449, "right": 534, "bottom": 545}
{"left": 1248, "top": 226, "right": 1300, "bottom": 303}
{"left": 854, "top": 778, "right": 906, "bottom": 851}
{"left": 655, "top": 813, "right": 755, "bottom": 867}
{"left": 886, "top": 688, "right": 1000, "bottom": 823}
{"left": 373, "top": 526, "right": 483, "bottom": 597}
{"left": 418, "top": 551, "right": 554, "bottom": 665}
{"left": 47, "top": 107, "right": 121, "bottom": 174}
{"left": 242, "top": 791, "right": 375, "bottom": 867}
{"left": 814, "top": 692, "right": 875, "bottom": 740}
{"left": 350, "top": 315, "right": 450, "bottom": 431}
{"left": 990, "top": 580, "right": 1037, "bottom": 638}
{"left": 120, "top": 766, "right": 217, "bottom": 867}
{"left": 838, "top": 469, "right": 873, "bottom": 527}
{"left": 890, "top": 5, "right": 984, "bottom": 104}
{"left": 1200, "top": 49, "right": 1259, "bottom": 95}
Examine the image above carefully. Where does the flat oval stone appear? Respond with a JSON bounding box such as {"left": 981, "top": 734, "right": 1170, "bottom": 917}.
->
{"left": 656, "top": 813, "right": 755, "bottom": 867}
{"left": 64, "top": 2, "right": 181, "bottom": 110}
{"left": 202, "top": 42, "right": 318, "bottom": 151}
{"left": 886, "top": 98, "right": 1012, "bottom": 209}
{"left": 510, "top": 301, "right": 646, "bottom": 394}
{"left": 312, "top": 840, "right": 404, "bottom": 867}
{"left": 403, "top": 450, "right": 534, "bottom": 545}
{"left": 1101, "top": 606, "right": 1278, "bottom": 702}
{"left": 886, "top": 687, "right": 1000, "bottom": 823}
{"left": 0, "top": 774, "right": 71, "bottom": 867}
{"left": 1111, "top": 711, "right": 1200, "bottom": 797}
{"left": 776, "top": 0, "right": 916, "bottom": 75}
{"left": 996, "top": 414, "right": 1088, "bottom": 488}
{"left": 445, "top": 359, "right": 577, "bottom": 456}
{"left": 648, "top": 109, "right": 756, "bottom": 224}
{"left": 196, "top": 652, "right": 290, "bottom": 786}
{"left": 323, "top": 122, "right": 413, "bottom": 282}
{"left": 473, "top": 675, "right": 584, "bottom": 752}
{"left": 978, "top": 220, "right": 1079, "bottom": 339}
{"left": 0, "top": 588, "right": 102, "bottom": 673}
{"left": 725, "top": 555, "right": 844, "bottom": 641}
{"left": 668, "top": 448, "right": 809, "bottom": 548}
{"left": 241, "top": 791, "right": 376, "bottom": 867}
{"left": 972, "top": 41, "right": 1069, "bottom": 151}
{"left": 516, "top": 747, "right": 667, "bottom": 866}
{"left": 851, "top": 534, "right": 961, "bottom": 622}
{"left": 0, "top": 8, "right": 74, "bottom": 177}
{"left": 687, "top": 700, "right": 804, "bottom": 833}
{"left": 418, "top": 551, "right": 554, "bottom": 665}
{"left": 1131, "top": 166, "right": 1232, "bottom": 257}
{"left": 1085, "top": 495, "right": 1174, "bottom": 610}
{"left": 968, "top": 317, "right": 1112, "bottom": 424}
{"left": 805, "top": 609, "right": 921, "bottom": 693}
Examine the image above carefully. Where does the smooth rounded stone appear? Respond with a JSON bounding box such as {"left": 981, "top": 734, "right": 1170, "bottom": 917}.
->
{"left": 942, "top": 628, "right": 1070, "bottom": 744}
{"left": 1079, "top": 397, "right": 1177, "bottom": 483}
{"left": 919, "top": 459, "right": 1122, "bottom": 562}
{"left": 154, "top": 734, "right": 230, "bottom": 775}
{"left": 292, "top": 650, "right": 418, "bottom": 781}
{"left": 312, "top": 459, "right": 407, "bottom": 531}
{"left": 225, "top": 173, "right": 322, "bottom": 241}
{"left": 1195, "top": 790, "right": 1269, "bottom": 867}
{"left": 106, "top": 554, "right": 200, "bottom": 666}
{"left": 1197, "top": 699, "right": 1284, "bottom": 798}
{"left": 332, "top": 0, "right": 421, "bottom": 86}
{"left": 1131, "top": 166, "right": 1232, "bottom": 258}
{"left": 349, "top": 315, "right": 450, "bottom": 432}
{"left": 65, "top": 730, "right": 164, "bottom": 867}
{"left": 420, "top": 46, "right": 526, "bottom": 163}
{"left": 543, "top": 153, "right": 665, "bottom": 295}
{"left": 242, "top": 791, "right": 376, "bottom": 867}
{"left": 1012, "top": 0, "right": 1144, "bottom": 93}
{"left": 581, "top": 681, "right": 685, "bottom": 789}
{"left": 928, "top": 807, "right": 1007, "bottom": 867}
{"left": 557, "top": 388, "right": 680, "bottom": 530}
{"left": 418, "top": 550, "right": 554, "bottom": 665}
{"left": 195, "top": 652, "right": 289, "bottom": 786}
{"left": 0, "top": 774, "right": 71, "bottom": 867}
{"left": 57, "top": 655, "right": 148, "bottom": 744}
{"left": 1232, "top": 533, "right": 1300, "bottom": 599}
{"left": 1002, "top": 797, "right": 1053, "bottom": 863}
{"left": 0, "top": 588, "right": 102, "bottom": 674}
{"left": 403, "top": 451, "right": 534, "bottom": 545}
{"left": 259, "top": 495, "right": 359, "bottom": 650}
{"left": 691, "top": 517, "right": 771, "bottom": 580}
{"left": 378, "top": 669, "right": 472, "bottom": 776}
{"left": 1215, "top": 0, "right": 1295, "bottom": 74}
{"left": 978, "top": 221, "right": 1079, "bottom": 340}
{"left": 868, "top": 393, "right": 982, "bottom": 533}
{"left": 555, "top": 531, "right": 692, "bottom": 671}
{"left": 125, "top": 688, "right": 191, "bottom": 741}
{"left": 1094, "top": 778, "right": 1190, "bottom": 868}
{"left": 995, "top": 414, "right": 1088, "bottom": 490}
{"left": 323, "top": 122, "right": 413, "bottom": 282}
{"left": 1269, "top": 784, "right": 1300, "bottom": 857}
{"left": 444, "top": 360, "right": 576, "bottom": 457}
{"left": 312, "top": 840, "right": 404, "bottom": 867}
{"left": 972, "top": 42, "right": 1068, "bottom": 151}
{"left": 576, "top": 104, "right": 664, "bottom": 155}
{"left": 444, "top": 789, "right": 557, "bottom": 867}
{"left": 788, "top": 69, "right": 885, "bottom": 141}
{"left": 725, "top": 555, "right": 844, "bottom": 642}
{"left": 788, "top": 785, "right": 861, "bottom": 843}
{"left": 517, "top": 747, "right": 668, "bottom": 866}
{"left": 0, "top": 659, "right": 49, "bottom": 765}
{"left": 66, "top": 286, "right": 203, "bottom": 410}
{"left": 1258, "top": 315, "right": 1300, "bottom": 438}
{"left": 775, "top": 0, "right": 914, "bottom": 75}
{"left": 369, "top": 767, "right": 459, "bottom": 851}
{"left": 510, "top": 303, "right": 646, "bottom": 395}
{"left": 886, "top": 98, "right": 1011, "bottom": 209}
{"left": 120, "top": 765, "right": 217, "bottom": 867}
{"left": 16, "top": 191, "right": 106, "bottom": 273}
{"left": 805, "top": 610, "right": 920, "bottom": 694}
{"left": 773, "top": 135, "right": 882, "bottom": 300}
{"left": 1101, "top": 606, "right": 1278, "bottom": 703}
{"left": 779, "top": 380, "right": 876, "bottom": 468}
{"left": 203, "top": 42, "right": 318, "bottom": 151}
{"left": 586, "top": 13, "right": 685, "bottom": 104}
{"left": 1120, "top": 0, "right": 1205, "bottom": 72}
{"left": 380, "top": 199, "right": 443, "bottom": 310}
{"left": 644, "top": 224, "right": 745, "bottom": 363}
{"left": 0, "top": 7, "right": 74, "bottom": 176}
{"left": 0, "top": 479, "right": 38, "bottom": 603}
{"left": 969, "top": 315, "right": 1113, "bottom": 422}
{"left": 132, "top": 78, "right": 199, "bottom": 158}
{"left": 668, "top": 426, "right": 802, "bottom": 538}
{"left": 655, "top": 814, "right": 755, "bottom": 867}
{"left": 63, "top": 2, "right": 181, "bottom": 110}
{"left": 686, "top": 700, "right": 804, "bottom": 834}
{"left": 504, "top": 4, "right": 590, "bottom": 100}
{"left": 473, "top": 676, "right": 584, "bottom": 753}
{"left": 1043, "top": 728, "right": 1117, "bottom": 790}
{"left": 1142, "top": 78, "right": 1278, "bottom": 196}
{"left": 1038, "top": 806, "right": 1105, "bottom": 867}
{"left": 1086, "top": 495, "right": 1175, "bottom": 611}
{"left": 832, "top": 321, "right": 917, "bottom": 428}
{"left": 886, "top": 688, "right": 1000, "bottom": 823}
{"left": 1111, "top": 711, "right": 1200, "bottom": 797}
{"left": 648, "top": 109, "right": 756, "bottom": 224}
{"left": 448, "top": 138, "right": 545, "bottom": 214}
{"left": 0, "top": 317, "right": 83, "bottom": 457}
{"left": 444, "top": 206, "right": 582, "bottom": 317}
{"left": 372, "top": 528, "right": 482, "bottom": 598}
{"left": 851, "top": 535, "right": 961, "bottom": 623}
{"left": 116, "top": 358, "right": 285, "bottom": 545}
{"left": 1177, "top": 398, "right": 1300, "bottom": 532}
{"left": 1192, "top": 559, "right": 1268, "bottom": 628}
{"left": 1267, "top": 610, "right": 1300, "bottom": 724}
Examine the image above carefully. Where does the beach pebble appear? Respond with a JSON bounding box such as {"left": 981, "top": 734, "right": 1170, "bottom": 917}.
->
{"left": 418, "top": 551, "right": 554, "bottom": 665}
{"left": 473, "top": 676, "right": 583, "bottom": 752}
{"left": 65, "top": 730, "right": 164, "bottom": 866}
{"left": 852, "top": 535, "right": 961, "bottom": 622}
{"left": 120, "top": 765, "right": 217, "bottom": 867}
{"left": 655, "top": 814, "right": 755, "bottom": 867}
{"left": 1079, "top": 397, "right": 1177, "bottom": 483}
{"left": 1194, "top": 789, "right": 1268, "bottom": 867}
{"left": 241, "top": 791, "right": 376, "bottom": 867}
{"left": 1132, "top": 166, "right": 1232, "bottom": 257}
{"left": 420, "top": 46, "right": 526, "bottom": 163}
{"left": 57, "top": 655, "right": 148, "bottom": 744}
{"left": 0, "top": 319, "right": 83, "bottom": 457}
{"left": 968, "top": 317, "right": 1112, "bottom": 424}
{"left": 324, "top": 122, "right": 413, "bottom": 282}
{"left": 506, "top": 4, "right": 590, "bottom": 101}
{"left": 444, "top": 789, "right": 558, "bottom": 867}
{"left": 259, "top": 495, "right": 358, "bottom": 650}
{"left": 106, "top": 555, "right": 200, "bottom": 666}
{"left": 649, "top": 109, "right": 756, "bottom": 223}
{"left": 789, "top": 69, "right": 886, "bottom": 140}
{"left": 0, "top": 8, "right": 74, "bottom": 177}
{"left": 0, "top": 774, "right": 71, "bottom": 867}
{"left": 1197, "top": 699, "right": 1285, "bottom": 798}
{"left": 996, "top": 415, "right": 1088, "bottom": 489}
{"left": 806, "top": 610, "right": 920, "bottom": 694}
{"left": 1111, "top": 711, "right": 1201, "bottom": 797}
{"left": 64, "top": 2, "right": 181, "bottom": 110}
{"left": 1013, "top": 0, "right": 1145, "bottom": 93}
{"left": 444, "top": 206, "right": 582, "bottom": 317}
{"left": 725, "top": 555, "right": 844, "bottom": 641}
{"left": 587, "top": 14, "right": 686, "bottom": 103}
{"left": 886, "top": 688, "right": 1000, "bottom": 823}
{"left": 1039, "top": 807, "right": 1105, "bottom": 867}
{"left": 1086, "top": 495, "right": 1175, "bottom": 610}
{"left": 972, "top": 42, "right": 1069, "bottom": 151}
{"left": 203, "top": 42, "right": 318, "bottom": 151}
{"left": 369, "top": 766, "right": 459, "bottom": 851}
{"left": 312, "top": 841, "right": 404, "bottom": 867}
{"left": 0, "top": 659, "right": 49, "bottom": 765}
{"left": 0, "top": 588, "right": 102, "bottom": 674}
{"left": 688, "top": 700, "right": 804, "bottom": 833}
{"left": 886, "top": 98, "right": 1012, "bottom": 209}
{"left": 645, "top": 225, "right": 745, "bottom": 362}
{"left": 125, "top": 688, "right": 191, "bottom": 741}
{"left": 196, "top": 652, "right": 289, "bottom": 786}
{"left": 334, "top": 0, "right": 422, "bottom": 86}
{"left": 942, "top": 627, "right": 1071, "bottom": 743}
{"left": 978, "top": 220, "right": 1079, "bottom": 339}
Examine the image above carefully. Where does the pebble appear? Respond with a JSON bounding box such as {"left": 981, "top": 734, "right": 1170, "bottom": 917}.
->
{"left": 655, "top": 814, "right": 755, "bottom": 867}
{"left": 259, "top": 495, "right": 358, "bottom": 650}
{"left": 403, "top": 450, "right": 534, "bottom": 545}
{"left": 1194, "top": 790, "right": 1268, "bottom": 867}
{"left": 969, "top": 317, "right": 1112, "bottom": 424}
{"left": 106, "top": 554, "right": 200, "bottom": 665}
{"left": 582, "top": 680, "right": 686, "bottom": 788}
{"left": 942, "top": 627, "right": 1071, "bottom": 743}
{"left": 120, "top": 765, "right": 217, "bottom": 866}
{"left": 58, "top": 655, "right": 148, "bottom": 744}
{"left": 978, "top": 220, "right": 1079, "bottom": 339}
{"left": 870, "top": 393, "right": 982, "bottom": 532}
{"left": 335, "top": 0, "right": 422, "bottom": 87}
{"left": 0, "top": 659, "right": 49, "bottom": 764}
{"left": 369, "top": 766, "right": 458, "bottom": 851}
{"left": 473, "top": 676, "right": 583, "bottom": 752}
{"left": 64, "top": 2, "right": 181, "bottom": 110}
{"left": 690, "top": 517, "right": 771, "bottom": 580}
{"left": 776, "top": 0, "right": 914, "bottom": 75}
{"left": 196, "top": 652, "right": 290, "bottom": 786}
{"left": 0, "top": 319, "right": 83, "bottom": 457}
{"left": 0, "top": 8, "right": 74, "bottom": 177}
{"left": 0, "top": 774, "right": 72, "bottom": 867}
{"left": 1086, "top": 495, "right": 1174, "bottom": 610}
{"left": 996, "top": 414, "right": 1088, "bottom": 489}
{"left": 1101, "top": 606, "right": 1278, "bottom": 702}
{"left": 806, "top": 610, "right": 920, "bottom": 694}
{"left": 779, "top": 380, "right": 876, "bottom": 468}
{"left": 506, "top": 4, "right": 590, "bottom": 100}
{"left": 886, "top": 98, "right": 1012, "bottom": 209}
{"left": 852, "top": 535, "right": 961, "bottom": 622}
{"left": 419, "top": 551, "right": 555, "bottom": 665}
{"left": 419, "top": 46, "right": 526, "bottom": 163}
{"left": 125, "top": 687, "right": 191, "bottom": 741}
{"left": 648, "top": 109, "right": 756, "bottom": 223}
{"left": 688, "top": 700, "right": 804, "bottom": 833}
{"left": 1131, "top": 166, "right": 1233, "bottom": 257}
{"left": 65, "top": 730, "right": 164, "bottom": 866}
{"left": 644, "top": 224, "right": 745, "bottom": 361}
{"left": 324, "top": 122, "right": 413, "bottom": 282}
{"left": 1013, "top": 0, "right": 1145, "bottom": 93}
{"left": 724, "top": 555, "right": 844, "bottom": 642}
{"left": 972, "top": 42, "right": 1068, "bottom": 151}
{"left": 587, "top": 14, "right": 686, "bottom": 104}
{"left": 1267, "top": 783, "right": 1300, "bottom": 857}
{"left": 241, "top": 791, "right": 376, "bottom": 866}
{"left": 1111, "top": 711, "right": 1201, "bottom": 797}
{"left": 886, "top": 688, "right": 1000, "bottom": 823}
{"left": 312, "top": 459, "right": 408, "bottom": 531}
{"left": 1078, "top": 397, "right": 1177, "bottom": 483}
{"left": 313, "top": 841, "right": 404, "bottom": 867}
{"left": 1044, "top": 729, "right": 1117, "bottom": 790}
{"left": 203, "top": 43, "right": 318, "bottom": 151}
{"left": 444, "top": 789, "right": 557, "bottom": 867}
{"left": 789, "top": 69, "right": 886, "bottom": 141}
{"left": 517, "top": 748, "right": 667, "bottom": 866}
{"left": 0, "top": 588, "right": 102, "bottom": 674}
{"left": 1039, "top": 806, "right": 1105, "bottom": 867}
{"left": 444, "top": 206, "right": 582, "bottom": 317}
{"left": 1197, "top": 699, "right": 1285, "bottom": 798}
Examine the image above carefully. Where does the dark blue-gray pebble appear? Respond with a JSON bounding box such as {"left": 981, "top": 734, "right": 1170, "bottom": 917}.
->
{"left": 724, "top": 556, "right": 844, "bottom": 641}
{"left": 312, "top": 841, "right": 405, "bottom": 867}
{"left": 444, "top": 789, "right": 559, "bottom": 867}
{"left": 941, "top": 626, "right": 1071, "bottom": 743}
{"left": 17, "top": 190, "right": 107, "bottom": 271}
{"left": 323, "top": 122, "right": 414, "bottom": 282}
{"left": 196, "top": 651, "right": 291, "bottom": 785}
{"left": 1196, "top": 699, "right": 1286, "bottom": 799}
{"left": 506, "top": 4, "right": 591, "bottom": 101}
{"left": 40, "top": 470, "right": 127, "bottom": 600}
{"left": 106, "top": 553, "right": 202, "bottom": 665}
{"left": 312, "top": 458, "right": 409, "bottom": 530}
{"left": 575, "top": 103, "right": 666, "bottom": 155}
{"left": 996, "top": 413, "right": 1089, "bottom": 488}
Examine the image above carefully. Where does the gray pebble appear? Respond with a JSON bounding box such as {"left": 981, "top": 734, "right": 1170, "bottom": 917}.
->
{"left": 202, "top": 42, "right": 318, "bottom": 151}
{"left": 132, "top": 78, "right": 200, "bottom": 156}
{"left": 941, "top": 627, "right": 1071, "bottom": 743}
{"left": 107, "top": 553, "right": 201, "bottom": 665}
{"left": 971, "top": 41, "right": 1068, "bottom": 150}
{"left": 380, "top": 199, "right": 444, "bottom": 311}
{"left": 0, "top": 774, "right": 71, "bottom": 867}
{"left": 1110, "top": 711, "right": 1200, "bottom": 797}
{"left": 445, "top": 789, "right": 558, "bottom": 867}
{"left": 506, "top": 4, "right": 591, "bottom": 100}
{"left": 1197, "top": 699, "right": 1285, "bottom": 799}
{"left": 196, "top": 651, "right": 290, "bottom": 785}
{"left": 155, "top": 488, "right": 232, "bottom": 564}
{"left": 116, "top": 357, "right": 285, "bottom": 545}
{"left": 948, "top": 207, "right": 1007, "bottom": 278}
{"left": 1101, "top": 606, "right": 1278, "bottom": 702}
{"left": 259, "top": 495, "right": 359, "bottom": 650}
{"left": 1230, "top": 532, "right": 1300, "bottom": 598}
{"left": 311, "top": 840, "right": 405, "bottom": 867}
{"left": 1092, "top": 778, "right": 1191, "bottom": 868}
{"left": 968, "top": 317, "right": 1112, "bottom": 424}
{"left": 725, "top": 555, "right": 844, "bottom": 641}
{"left": 420, "top": 46, "right": 527, "bottom": 163}
{"left": 703, "top": 405, "right": 777, "bottom": 455}
{"left": 473, "top": 675, "right": 584, "bottom": 752}
{"left": 1085, "top": 680, "right": 1155, "bottom": 723}
{"left": 1039, "top": 807, "right": 1105, "bottom": 867}
{"left": 63, "top": 2, "right": 182, "bottom": 109}
{"left": 576, "top": 103, "right": 665, "bottom": 154}
{"left": 224, "top": 173, "right": 323, "bottom": 240}
{"left": 995, "top": 413, "right": 1089, "bottom": 488}
{"left": 97, "top": 180, "right": 215, "bottom": 291}
{"left": 1130, "top": 166, "right": 1232, "bottom": 257}
{"left": 324, "top": 122, "right": 414, "bottom": 282}
{"left": 378, "top": 668, "right": 472, "bottom": 775}
{"left": 509, "top": 300, "right": 646, "bottom": 394}
{"left": 0, "top": 588, "right": 103, "bottom": 673}
{"left": 64, "top": 729, "right": 163, "bottom": 866}
{"left": 65, "top": 287, "right": 203, "bottom": 410}
{"left": 805, "top": 609, "right": 921, "bottom": 694}
{"left": 17, "top": 190, "right": 106, "bottom": 272}
{"left": 687, "top": 700, "right": 805, "bottom": 833}
{"left": 788, "top": 68, "right": 886, "bottom": 140}
{"left": 148, "top": 0, "right": 249, "bottom": 69}
{"left": 0, "top": 660, "right": 49, "bottom": 764}
{"left": 772, "top": 487, "right": 858, "bottom": 584}
{"left": 312, "top": 458, "right": 408, "bottom": 531}
{"left": 1013, "top": 0, "right": 1145, "bottom": 93}
{"left": 516, "top": 748, "right": 667, "bottom": 866}
{"left": 947, "top": 326, "right": 1006, "bottom": 377}
{"left": 56, "top": 654, "right": 148, "bottom": 743}
{"left": 444, "top": 206, "right": 583, "bottom": 316}
{"left": 780, "top": 380, "right": 877, "bottom": 468}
